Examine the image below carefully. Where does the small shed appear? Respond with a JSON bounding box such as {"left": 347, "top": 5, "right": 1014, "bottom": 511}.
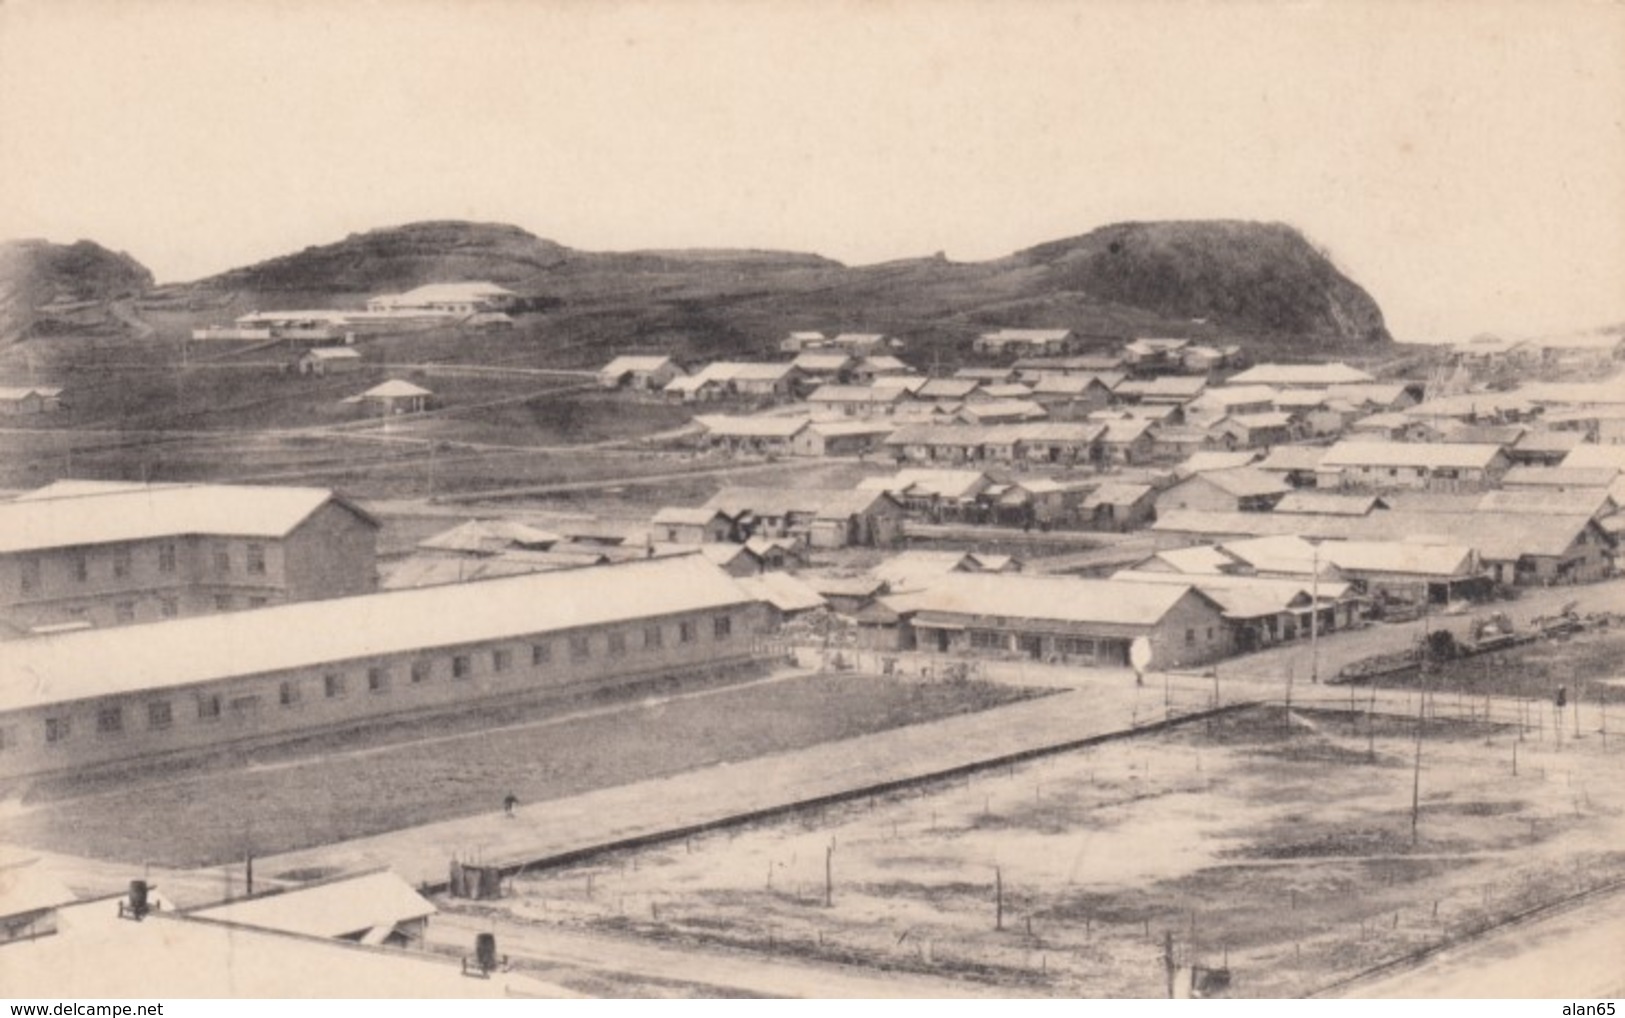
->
{"left": 351, "top": 379, "right": 433, "bottom": 415}
{"left": 297, "top": 347, "right": 363, "bottom": 376}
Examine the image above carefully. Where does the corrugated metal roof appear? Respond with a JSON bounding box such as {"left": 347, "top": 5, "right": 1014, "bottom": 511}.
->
{"left": 0, "top": 556, "right": 758, "bottom": 713}
{"left": 600, "top": 355, "right": 676, "bottom": 374}
{"left": 0, "top": 482, "right": 373, "bottom": 554}
{"left": 695, "top": 414, "right": 811, "bottom": 438}
{"left": 359, "top": 379, "right": 432, "bottom": 399}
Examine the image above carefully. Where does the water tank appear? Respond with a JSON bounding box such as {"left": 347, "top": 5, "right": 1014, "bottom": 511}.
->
{"left": 475, "top": 932, "right": 497, "bottom": 973}
{"left": 128, "top": 880, "right": 149, "bottom": 916}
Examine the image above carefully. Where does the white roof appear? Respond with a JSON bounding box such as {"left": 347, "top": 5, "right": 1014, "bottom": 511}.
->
{"left": 0, "top": 856, "right": 77, "bottom": 918}
{"left": 735, "top": 572, "right": 825, "bottom": 614}
{"left": 600, "top": 355, "right": 674, "bottom": 374}
{"left": 359, "top": 379, "right": 432, "bottom": 399}
{"left": 856, "top": 469, "right": 990, "bottom": 500}
{"left": 1563, "top": 445, "right": 1625, "bottom": 471}
{"left": 4, "top": 900, "right": 562, "bottom": 998}
{"left": 1319, "top": 441, "right": 1506, "bottom": 470}
{"left": 905, "top": 574, "right": 1208, "bottom": 628}
{"left": 417, "top": 519, "right": 562, "bottom": 554}
{"left": 792, "top": 352, "right": 855, "bottom": 371}
{"left": 1228, "top": 363, "right": 1375, "bottom": 386}
{"left": 0, "top": 482, "right": 369, "bottom": 555}
{"left": 304, "top": 346, "right": 362, "bottom": 360}
{"left": 0, "top": 556, "right": 758, "bottom": 713}
{"left": 374, "top": 281, "right": 515, "bottom": 303}
{"left": 1178, "top": 451, "right": 1261, "bottom": 475}
{"left": 695, "top": 414, "right": 811, "bottom": 438}
{"left": 979, "top": 328, "right": 1073, "bottom": 341}
{"left": 188, "top": 870, "right": 434, "bottom": 939}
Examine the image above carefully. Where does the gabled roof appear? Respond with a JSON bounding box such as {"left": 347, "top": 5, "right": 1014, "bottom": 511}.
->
{"left": 1029, "top": 374, "right": 1111, "bottom": 396}
{"left": 695, "top": 414, "right": 811, "bottom": 438}
{"left": 1502, "top": 465, "right": 1621, "bottom": 488}
{"left": 1476, "top": 488, "right": 1616, "bottom": 517}
{"left": 1183, "top": 467, "right": 1290, "bottom": 498}
{"left": 0, "top": 556, "right": 759, "bottom": 713}
{"left": 1273, "top": 492, "right": 1387, "bottom": 516}
{"left": 0, "top": 482, "right": 377, "bottom": 555}
{"left": 792, "top": 352, "right": 857, "bottom": 372}
{"left": 916, "top": 379, "right": 983, "bottom": 399}
{"left": 697, "top": 361, "right": 799, "bottom": 383}
{"left": 1117, "top": 376, "right": 1208, "bottom": 399}
{"left": 303, "top": 346, "right": 362, "bottom": 360}
{"left": 358, "top": 379, "right": 432, "bottom": 399}
{"left": 905, "top": 574, "right": 1216, "bottom": 628}
{"left": 188, "top": 870, "right": 434, "bottom": 940}
{"left": 1319, "top": 441, "right": 1506, "bottom": 470}
{"left": 1318, "top": 539, "right": 1478, "bottom": 578}
{"left": 807, "top": 384, "right": 906, "bottom": 404}
{"left": 1224, "top": 411, "right": 1297, "bottom": 430}
{"left": 1100, "top": 418, "right": 1156, "bottom": 443}
{"left": 1563, "top": 445, "right": 1625, "bottom": 471}
{"left": 1080, "top": 482, "right": 1155, "bottom": 508}
{"left": 600, "top": 355, "right": 676, "bottom": 374}
{"left": 808, "top": 420, "right": 898, "bottom": 437}
{"left": 1228, "top": 362, "right": 1375, "bottom": 386}
{"left": 958, "top": 399, "right": 1046, "bottom": 421}
{"left": 978, "top": 383, "right": 1037, "bottom": 400}
{"left": 703, "top": 486, "right": 893, "bottom": 519}
{"left": 735, "top": 572, "right": 825, "bottom": 614}
{"left": 417, "top": 519, "right": 562, "bottom": 554}
{"left": 856, "top": 469, "right": 991, "bottom": 500}
{"left": 858, "top": 356, "right": 911, "bottom": 372}
{"left": 1178, "top": 451, "right": 1261, "bottom": 475}
{"left": 1254, "top": 444, "right": 1326, "bottom": 472}
{"left": 1193, "top": 385, "right": 1279, "bottom": 408}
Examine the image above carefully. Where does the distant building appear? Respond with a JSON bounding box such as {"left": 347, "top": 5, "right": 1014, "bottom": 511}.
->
{"left": 598, "top": 355, "right": 685, "bottom": 392}
{"left": 297, "top": 347, "right": 363, "bottom": 375}
{"left": 1316, "top": 441, "right": 1510, "bottom": 492}
{"left": 351, "top": 379, "right": 433, "bottom": 415}
{"left": 366, "top": 281, "right": 517, "bottom": 316}
{"left": 1227, "top": 362, "right": 1375, "bottom": 388}
{"left": 973, "top": 329, "right": 1076, "bottom": 358}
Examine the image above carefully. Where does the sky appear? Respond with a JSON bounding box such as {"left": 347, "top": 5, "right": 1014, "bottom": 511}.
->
{"left": 1, "top": 0, "right": 1622, "bottom": 342}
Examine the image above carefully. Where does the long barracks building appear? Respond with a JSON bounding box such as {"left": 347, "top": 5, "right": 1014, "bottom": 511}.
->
{"left": 0, "top": 555, "right": 773, "bottom": 781}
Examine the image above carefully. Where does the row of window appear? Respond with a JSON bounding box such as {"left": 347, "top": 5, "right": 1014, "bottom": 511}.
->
{"left": 15, "top": 541, "right": 268, "bottom": 594}
{"left": 30, "top": 614, "right": 737, "bottom": 747}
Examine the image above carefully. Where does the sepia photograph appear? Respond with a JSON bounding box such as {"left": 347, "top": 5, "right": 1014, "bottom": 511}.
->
{"left": 1, "top": 0, "right": 1623, "bottom": 1002}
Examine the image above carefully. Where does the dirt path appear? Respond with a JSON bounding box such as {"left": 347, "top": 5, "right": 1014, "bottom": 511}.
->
{"left": 428, "top": 911, "right": 1028, "bottom": 998}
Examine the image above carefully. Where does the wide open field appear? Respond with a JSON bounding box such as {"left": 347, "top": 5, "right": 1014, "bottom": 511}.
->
{"left": 0, "top": 672, "right": 1045, "bottom": 869}
{"left": 483, "top": 705, "right": 1625, "bottom": 997}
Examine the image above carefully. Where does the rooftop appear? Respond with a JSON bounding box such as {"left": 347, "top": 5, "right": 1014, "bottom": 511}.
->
{"left": 187, "top": 870, "right": 434, "bottom": 940}
{"left": 0, "top": 481, "right": 374, "bottom": 555}
{"left": 905, "top": 574, "right": 1210, "bottom": 627}
{"left": 1319, "top": 441, "right": 1506, "bottom": 470}
{"left": 1228, "top": 362, "right": 1375, "bottom": 386}
{"left": 0, "top": 556, "right": 757, "bottom": 714}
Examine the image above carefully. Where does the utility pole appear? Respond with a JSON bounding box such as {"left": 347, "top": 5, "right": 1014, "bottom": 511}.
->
{"left": 994, "top": 866, "right": 1003, "bottom": 931}
{"left": 1310, "top": 541, "right": 1321, "bottom": 684}
{"left": 1411, "top": 693, "right": 1425, "bottom": 845}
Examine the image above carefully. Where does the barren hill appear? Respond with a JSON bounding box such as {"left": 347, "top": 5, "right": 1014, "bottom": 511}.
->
{"left": 0, "top": 239, "right": 154, "bottom": 344}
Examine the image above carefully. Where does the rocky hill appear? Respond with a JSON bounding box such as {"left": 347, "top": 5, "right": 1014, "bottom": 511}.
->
{"left": 7, "top": 218, "right": 1392, "bottom": 358}
{"left": 1011, "top": 221, "right": 1389, "bottom": 343}
{"left": 0, "top": 239, "right": 154, "bottom": 344}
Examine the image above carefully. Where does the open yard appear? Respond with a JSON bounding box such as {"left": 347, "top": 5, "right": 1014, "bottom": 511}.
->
{"left": 0, "top": 671, "right": 1046, "bottom": 869}
{"left": 1349, "top": 625, "right": 1625, "bottom": 704}
{"left": 478, "top": 704, "right": 1625, "bottom": 997}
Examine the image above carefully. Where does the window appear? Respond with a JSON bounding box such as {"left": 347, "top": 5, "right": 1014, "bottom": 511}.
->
{"left": 1207, "top": 627, "right": 1215, "bottom": 641}
{"left": 115, "top": 601, "right": 136, "bottom": 624}
{"left": 71, "top": 552, "right": 88, "bottom": 583}
{"left": 197, "top": 695, "right": 221, "bottom": 720}
{"left": 607, "top": 632, "right": 627, "bottom": 657}
{"left": 0, "top": 727, "right": 12, "bottom": 752}
{"left": 19, "top": 558, "right": 39, "bottom": 594}
{"left": 159, "top": 597, "right": 178, "bottom": 619}
{"left": 324, "top": 673, "right": 345, "bottom": 698}
{"left": 713, "top": 615, "right": 733, "bottom": 640}
{"left": 678, "top": 620, "right": 697, "bottom": 644}
{"left": 246, "top": 544, "right": 266, "bottom": 575}
{"left": 97, "top": 707, "right": 123, "bottom": 735}
{"left": 113, "top": 547, "right": 131, "bottom": 579}
{"left": 147, "top": 701, "right": 172, "bottom": 729}
{"left": 1185, "top": 628, "right": 1195, "bottom": 645}
{"left": 411, "top": 659, "right": 432, "bottom": 683}
{"left": 1055, "top": 637, "right": 1096, "bottom": 656}
{"left": 248, "top": 596, "right": 267, "bottom": 609}
{"left": 569, "top": 635, "right": 591, "bottom": 661}
{"left": 493, "top": 649, "right": 512, "bottom": 673}
{"left": 214, "top": 595, "right": 234, "bottom": 612}
{"left": 643, "top": 625, "right": 663, "bottom": 650}
{"left": 279, "top": 681, "right": 300, "bottom": 707}
{"left": 45, "top": 716, "right": 70, "bottom": 743}
{"left": 531, "top": 643, "right": 551, "bottom": 666}
{"left": 452, "top": 655, "right": 472, "bottom": 680}
{"left": 368, "top": 667, "right": 390, "bottom": 693}
{"left": 213, "top": 543, "right": 230, "bottom": 574}
{"left": 969, "top": 630, "right": 1004, "bottom": 650}
{"left": 158, "top": 542, "right": 177, "bottom": 574}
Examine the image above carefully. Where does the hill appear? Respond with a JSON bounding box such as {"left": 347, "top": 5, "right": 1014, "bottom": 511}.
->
{"left": 0, "top": 239, "right": 154, "bottom": 344}
{"left": 8, "top": 218, "right": 1392, "bottom": 361}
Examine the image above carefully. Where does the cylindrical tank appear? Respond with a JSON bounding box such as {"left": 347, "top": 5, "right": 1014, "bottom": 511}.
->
{"left": 475, "top": 932, "right": 497, "bottom": 972}
{"left": 128, "top": 880, "right": 149, "bottom": 915}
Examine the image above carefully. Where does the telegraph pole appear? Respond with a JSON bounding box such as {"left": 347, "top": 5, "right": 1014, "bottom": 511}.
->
{"left": 1310, "top": 541, "right": 1321, "bottom": 684}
